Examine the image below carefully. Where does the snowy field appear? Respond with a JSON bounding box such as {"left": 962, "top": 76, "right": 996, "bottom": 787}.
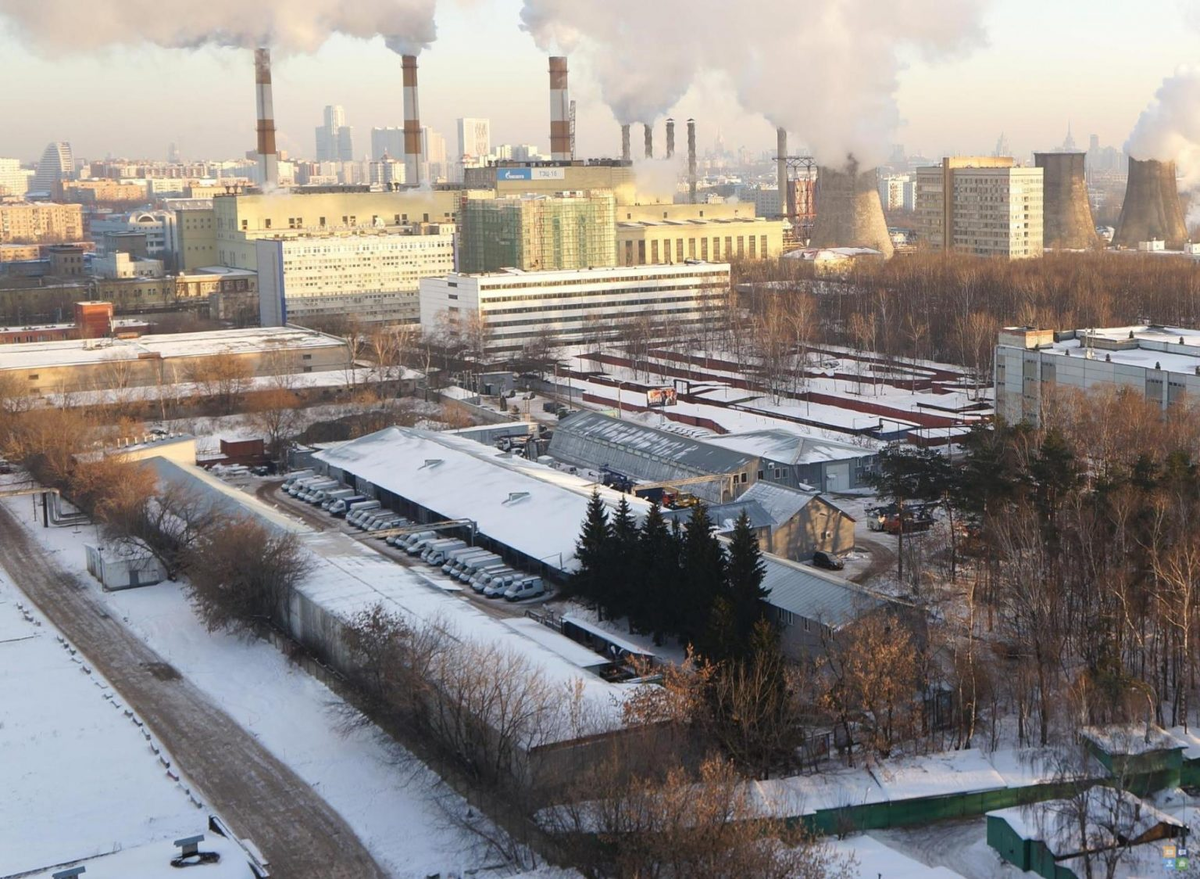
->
{"left": 0, "top": 499, "right": 506, "bottom": 879}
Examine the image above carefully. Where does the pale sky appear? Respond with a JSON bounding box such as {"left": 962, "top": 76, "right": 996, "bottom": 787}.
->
{"left": 0, "top": 0, "right": 1196, "bottom": 165}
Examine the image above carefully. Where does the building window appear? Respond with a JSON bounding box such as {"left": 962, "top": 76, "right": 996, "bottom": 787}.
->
{"left": 757, "top": 470, "right": 764, "bottom": 479}
{"left": 28, "top": 374, "right": 38, "bottom": 380}
{"left": 740, "top": 473, "right": 748, "bottom": 483}
{"left": 319, "top": 216, "right": 326, "bottom": 227}
{"left": 637, "top": 241, "right": 646, "bottom": 264}
{"left": 264, "top": 219, "right": 271, "bottom": 229}
{"left": 803, "top": 618, "right": 811, "bottom": 632}
{"left": 303, "top": 366, "right": 312, "bottom": 373}
{"left": 302, "top": 354, "right": 313, "bottom": 360}
{"left": 651, "top": 240, "right": 659, "bottom": 263}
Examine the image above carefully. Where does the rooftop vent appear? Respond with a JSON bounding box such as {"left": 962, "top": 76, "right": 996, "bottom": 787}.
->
{"left": 422, "top": 458, "right": 443, "bottom": 468}
{"left": 504, "top": 491, "right": 531, "bottom": 504}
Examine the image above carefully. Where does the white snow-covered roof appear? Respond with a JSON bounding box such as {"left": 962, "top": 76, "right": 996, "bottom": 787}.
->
{"left": 988, "top": 787, "right": 1181, "bottom": 852}
{"left": 703, "top": 428, "right": 878, "bottom": 465}
{"left": 739, "top": 481, "right": 826, "bottom": 524}
{"left": 829, "top": 835, "right": 963, "bottom": 878}
{"left": 1081, "top": 724, "right": 1186, "bottom": 756}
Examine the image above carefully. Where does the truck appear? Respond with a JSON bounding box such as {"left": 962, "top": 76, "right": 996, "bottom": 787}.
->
{"left": 281, "top": 469, "right": 315, "bottom": 490}
{"left": 320, "top": 489, "right": 357, "bottom": 511}
{"left": 345, "top": 500, "right": 381, "bottom": 526}
{"left": 299, "top": 479, "right": 338, "bottom": 502}
{"left": 329, "top": 495, "right": 368, "bottom": 517}
{"left": 456, "top": 552, "right": 501, "bottom": 581}
{"left": 391, "top": 530, "right": 435, "bottom": 550}
{"left": 425, "top": 540, "right": 469, "bottom": 566}
{"left": 441, "top": 546, "right": 487, "bottom": 574}
{"left": 468, "top": 561, "right": 511, "bottom": 591}
{"left": 420, "top": 538, "right": 464, "bottom": 564}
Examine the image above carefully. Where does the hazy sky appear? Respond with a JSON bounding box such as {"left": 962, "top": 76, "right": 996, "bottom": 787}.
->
{"left": 0, "top": 0, "right": 1197, "bottom": 165}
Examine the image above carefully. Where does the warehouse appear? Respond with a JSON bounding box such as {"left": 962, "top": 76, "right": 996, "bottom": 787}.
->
{"left": 700, "top": 428, "right": 879, "bottom": 493}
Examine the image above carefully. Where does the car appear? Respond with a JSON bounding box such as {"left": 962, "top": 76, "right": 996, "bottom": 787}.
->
{"left": 811, "top": 551, "right": 845, "bottom": 571}
{"left": 504, "top": 577, "right": 546, "bottom": 601}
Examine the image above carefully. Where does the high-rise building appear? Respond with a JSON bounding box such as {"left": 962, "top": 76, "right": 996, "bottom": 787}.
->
{"left": 31, "top": 142, "right": 74, "bottom": 194}
{"left": 877, "top": 174, "right": 914, "bottom": 212}
{"left": 915, "top": 157, "right": 1044, "bottom": 259}
{"left": 0, "top": 202, "right": 84, "bottom": 243}
{"left": 371, "top": 126, "right": 404, "bottom": 161}
{"left": 422, "top": 127, "right": 447, "bottom": 182}
{"left": 456, "top": 118, "right": 491, "bottom": 166}
{"left": 0, "top": 159, "right": 29, "bottom": 197}
{"left": 315, "top": 105, "right": 354, "bottom": 162}
{"left": 257, "top": 228, "right": 456, "bottom": 327}
{"left": 458, "top": 192, "right": 617, "bottom": 273}
{"left": 419, "top": 262, "right": 730, "bottom": 356}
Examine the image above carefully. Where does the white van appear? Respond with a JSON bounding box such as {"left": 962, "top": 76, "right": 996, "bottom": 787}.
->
{"left": 481, "top": 570, "right": 520, "bottom": 598}
{"left": 320, "top": 489, "right": 357, "bottom": 510}
{"left": 504, "top": 577, "right": 546, "bottom": 602}
{"left": 420, "top": 538, "right": 462, "bottom": 563}
{"left": 329, "top": 495, "right": 368, "bottom": 517}
{"left": 457, "top": 553, "right": 501, "bottom": 582}
{"left": 281, "top": 469, "right": 314, "bottom": 490}
{"left": 425, "top": 540, "right": 468, "bottom": 566}
{"left": 391, "top": 529, "right": 434, "bottom": 549}
{"left": 442, "top": 547, "right": 488, "bottom": 575}
{"left": 300, "top": 479, "right": 338, "bottom": 502}
{"left": 287, "top": 476, "right": 324, "bottom": 497}
{"left": 468, "top": 561, "right": 510, "bottom": 591}
{"left": 346, "top": 500, "right": 381, "bottom": 526}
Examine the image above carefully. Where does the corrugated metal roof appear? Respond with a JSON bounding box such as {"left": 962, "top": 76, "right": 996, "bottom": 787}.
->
{"left": 662, "top": 500, "right": 774, "bottom": 532}
{"left": 760, "top": 555, "right": 889, "bottom": 628}
{"left": 703, "top": 429, "right": 877, "bottom": 466}
{"left": 739, "top": 482, "right": 818, "bottom": 524}
{"left": 550, "top": 411, "right": 757, "bottom": 479}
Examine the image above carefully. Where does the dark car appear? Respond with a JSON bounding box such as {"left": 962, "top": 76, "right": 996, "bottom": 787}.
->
{"left": 811, "top": 551, "right": 845, "bottom": 571}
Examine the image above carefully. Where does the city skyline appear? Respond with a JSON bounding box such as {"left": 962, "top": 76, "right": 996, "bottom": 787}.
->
{"left": 0, "top": 0, "right": 1197, "bottom": 168}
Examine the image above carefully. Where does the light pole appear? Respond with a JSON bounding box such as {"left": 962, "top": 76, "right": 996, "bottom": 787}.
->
{"left": 616, "top": 379, "right": 627, "bottom": 419}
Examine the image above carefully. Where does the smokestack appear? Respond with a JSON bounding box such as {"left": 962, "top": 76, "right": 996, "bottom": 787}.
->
{"left": 549, "top": 56, "right": 571, "bottom": 162}
{"left": 776, "top": 128, "right": 789, "bottom": 220}
{"left": 1034, "top": 152, "right": 1097, "bottom": 250}
{"left": 402, "top": 54, "right": 423, "bottom": 188}
{"left": 621, "top": 124, "right": 631, "bottom": 163}
{"left": 810, "top": 158, "right": 894, "bottom": 258}
{"left": 687, "top": 119, "right": 697, "bottom": 204}
{"left": 665, "top": 118, "right": 675, "bottom": 159}
{"left": 254, "top": 48, "right": 279, "bottom": 189}
{"left": 1113, "top": 158, "right": 1188, "bottom": 249}
{"left": 643, "top": 123, "right": 654, "bottom": 159}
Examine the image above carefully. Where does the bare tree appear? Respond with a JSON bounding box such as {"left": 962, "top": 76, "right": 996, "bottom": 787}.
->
{"left": 247, "top": 386, "right": 304, "bottom": 462}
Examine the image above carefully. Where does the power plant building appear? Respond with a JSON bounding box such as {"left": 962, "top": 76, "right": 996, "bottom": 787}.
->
{"left": 994, "top": 325, "right": 1200, "bottom": 424}
{"left": 257, "top": 227, "right": 455, "bottom": 327}
{"left": 1034, "top": 152, "right": 1097, "bottom": 249}
{"left": 418, "top": 262, "right": 730, "bottom": 357}
{"left": 458, "top": 191, "right": 617, "bottom": 273}
{"left": 616, "top": 216, "right": 783, "bottom": 266}
{"left": 1113, "top": 158, "right": 1188, "bottom": 250}
{"left": 810, "top": 161, "right": 894, "bottom": 258}
{"left": 915, "top": 157, "right": 1044, "bottom": 259}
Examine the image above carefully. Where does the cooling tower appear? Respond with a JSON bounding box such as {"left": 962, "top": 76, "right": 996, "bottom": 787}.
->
{"left": 666, "top": 118, "right": 675, "bottom": 159}
{"left": 253, "top": 48, "right": 279, "bottom": 188}
{"left": 1034, "top": 152, "right": 1096, "bottom": 249}
{"left": 1114, "top": 158, "right": 1188, "bottom": 249}
{"left": 549, "top": 56, "right": 571, "bottom": 161}
{"left": 643, "top": 123, "right": 653, "bottom": 159}
{"left": 402, "top": 54, "right": 423, "bottom": 188}
{"left": 621, "top": 124, "right": 631, "bottom": 162}
{"left": 810, "top": 159, "right": 894, "bottom": 258}
{"left": 687, "top": 119, "right": 697, "bottom": 204}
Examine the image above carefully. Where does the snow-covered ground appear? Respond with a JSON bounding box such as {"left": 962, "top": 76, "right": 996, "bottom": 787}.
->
{"left": 0, "top": 501, "right": 503, "bottom": 879}
{"left": 0, "top": 564, "right": 223, "bottom": 877}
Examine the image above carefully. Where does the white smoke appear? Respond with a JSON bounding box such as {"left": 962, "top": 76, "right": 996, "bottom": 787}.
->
{"left": 1126, "top": 66, "right": 1200, "bottom": 191}
{"left": 630, "top": 155, "right": 685, "bottom": 203}
{"left": 0, "top": 0, "right": 438, "bottom": 55}
{"left": 519, "top": 0, "right": 989, "bottom": 166}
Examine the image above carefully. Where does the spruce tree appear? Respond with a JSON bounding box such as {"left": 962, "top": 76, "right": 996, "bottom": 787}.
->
{"left": 725, "top": 508, "right": 770, "bottom": 660}
{"left": 638, "top": 501, "right": 676, "bottom": 643}
{"left": 610, "top": 495, "right": 640, "bottom": 624}
{"left": 680, "top": 503, "right": 726, "bottom": 647}
{"left": 573, "top": 489, "right": 612, "bottom": 611}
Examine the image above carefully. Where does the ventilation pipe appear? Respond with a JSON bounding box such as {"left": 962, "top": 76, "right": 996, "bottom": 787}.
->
{"left": 402, "top": 54, "right": 423, "bottom": 188}
{"left": 253, "top": 48, "right": 278, "bottom": 188}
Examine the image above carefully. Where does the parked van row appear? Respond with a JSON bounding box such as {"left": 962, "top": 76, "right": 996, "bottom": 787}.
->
{"left": 383, "top": 531, "right": 546, "bottom": 601}
{"left": 279, "top": 471, "right": 545, "bottom": 600}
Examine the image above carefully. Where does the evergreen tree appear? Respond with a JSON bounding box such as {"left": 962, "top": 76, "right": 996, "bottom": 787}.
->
{"left": 610, "top": 495, "right": 640, "bottom": 624}
{"left": 724, "top": 509, "right": 770, "bottom": 659}
{"left": 573, "top": 489, "right": 612, "bottom": 611}
{"left": 680, "top": 503, "right": 726, "bottom": 647}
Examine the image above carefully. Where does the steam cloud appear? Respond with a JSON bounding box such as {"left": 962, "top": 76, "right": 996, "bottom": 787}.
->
{"left": 520, "top": 0, "right": 989, "bottom": 167}
{"left": 1126, "top": 66, "right": 1200, "bottom": 190}
{"left": 0, "top": 0, "right": 438, "bottom": 55}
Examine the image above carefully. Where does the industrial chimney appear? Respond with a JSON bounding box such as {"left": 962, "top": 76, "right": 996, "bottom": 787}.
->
{"left": 621, "top": 124, "right": 632, "bottom": 163}
{"left": 776, "top": 128, "right": 789, "bottom": 219}
{"left": 402, "top": 54, "right": 423, "bottom": 188}
{"left": 549, "top": 56, "right": 571, "bottom": 162}
{"left": 253, "top": 48, "right": 279, "bottom": 189}
{"left": 810, "top": 158, "right": 894, "bottom": 258}
{"left": 1113, "top": 158, "right": 1188, "bottom": 249}
{"left": 1034, "top": 152, "right": 1097, "bottom": 249}
{"left": 687, "top": 119, "right": 697, "bottom": 204}
{"left": 665, "top": 118, "right": 675, "bottom": 159}
{"left": 643, "top": 123, "right": 654, "bottom": 159}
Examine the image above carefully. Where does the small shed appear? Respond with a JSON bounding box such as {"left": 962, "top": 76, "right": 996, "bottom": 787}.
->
{"left": 1081, "top": 725, "right": 1185, "bottom": 793}
{"left": 987, "top": 787, "right": 1184, "bottom": 879}
{"left": 84, "top": 543, "right": 167, "bottom": 591}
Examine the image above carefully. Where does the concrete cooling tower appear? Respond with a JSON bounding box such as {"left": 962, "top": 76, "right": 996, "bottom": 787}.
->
{"left": 810, "top": 160, "right": 894, "bottom": 258}
{"left": 1034, "top": 152, "right": 1097, "bottom": 249}
{"left": 1113, "top": 158, "right": 1188, "bottom": 249}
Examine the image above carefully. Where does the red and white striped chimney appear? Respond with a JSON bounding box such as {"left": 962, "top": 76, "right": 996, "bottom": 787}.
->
{"left": 549, "top": 56, "right": 571, "bottom": 161}
{"left": 402, "top": 54, "right": 423, "bottom": 187}
{"left": 254, "top": 48, "right": 279, "bottom": 188}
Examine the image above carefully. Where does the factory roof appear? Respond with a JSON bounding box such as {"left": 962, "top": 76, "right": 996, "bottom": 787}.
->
{"left": 0, "top": 326, "right": 345, "bottom": 372}
{"left": 662, "top": 499, "right": 775, "bottom": 533}
{"left": 444, "top": 261, "right": 730, "bottom": 283}
{"left": 1004, "top": 325, "right": 1200, "bottom": 375}
{"left": 701, "top": 428, "right": 878, "bottom": 465}
{"left": 758, "top": 554, "right": 889, "bottom": 629}
{"left": 740, "top": 481, "right": 851, "bottom": 524}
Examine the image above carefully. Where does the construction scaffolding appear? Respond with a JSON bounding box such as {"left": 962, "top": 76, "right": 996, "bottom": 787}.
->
{"left": 458, "top": 192, "right": 617, "bottom": 273}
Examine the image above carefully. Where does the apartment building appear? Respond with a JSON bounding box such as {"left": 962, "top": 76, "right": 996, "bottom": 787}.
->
{"left": 0, "top": 202, "right": 85, "bottom": 243}
{"left": 915, "top": 157, "right": 1043, "bottom": 259}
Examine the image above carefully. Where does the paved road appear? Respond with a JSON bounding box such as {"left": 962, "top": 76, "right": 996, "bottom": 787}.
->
{"left": 0, "top": 504, "right": 389, "bottom": 879}
{"left": 851, "top": 533, "right": 898, "bottom": 585}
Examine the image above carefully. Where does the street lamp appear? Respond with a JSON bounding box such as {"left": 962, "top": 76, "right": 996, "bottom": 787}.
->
{"left": 616, "top": 379, "right": 628, "bottom": 419}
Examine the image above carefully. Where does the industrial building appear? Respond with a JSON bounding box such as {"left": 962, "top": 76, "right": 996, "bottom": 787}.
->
{"left": 994, "top": 324, "right": 1200, "bottom": 424}
{"left": 615, "top": 216, "right": 782, "bottom": 266}
{"left": 0, "top": 201, "right": 84, "bottom": 243}
{"left": 212, "top": 189, "right": 461, "bottom": 271}
{"left": 681, "top": 428, "right": 878, "bottom": 493}
{"left": 915, "top": 157, "right": 1044, "bottom": 259}
{"left": 257, "top": 227, "right": 456, "bottom": 326}
{"left": 1034, "top": 152, "right": 1097, "bottom": 250}
{"left": 1113, "top": 157, "right": 1188, "bottom": 249}
{"left": 418, "top": 262, "right": 730, "bottom": 357}
{"left": 810, "top": 160, "right": 894, "bottom": 258}
{"left": 458, "top": 191, "right": 617, "bottom": 273}
{"left": 0, "top": 325, "right": 350, "bottom": 395}
{"left": 468, "top": 160, "right": 639, "bottom": 203}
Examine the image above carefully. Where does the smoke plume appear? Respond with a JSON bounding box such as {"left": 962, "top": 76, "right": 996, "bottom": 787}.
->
{"left": 520, "top": 0, "right": 988, "bottom": 166}
{"left": 1126, "top": 66, "right": 1200, "bottom": 191}
{"left": 0, "top": 0, "right": 438, "bottom": 55}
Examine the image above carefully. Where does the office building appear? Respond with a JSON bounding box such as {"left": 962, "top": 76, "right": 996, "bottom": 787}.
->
{"left": 0, "top": 159, "right": 30, "bottom": 197}
{"left": 257, "top": 227, "right": 455, "bottom": 327}
{"left": 31, "top": 142, "right": 74, "bottom": 194}
{"left": 878, "top": 174, "right": 915, "bottom": 212}
{"left": 315, "top": 105, "right": 354, "bottom": 162}
{"left": 0, "top": 202, "right": 84, "bottom": 243}
{"left": 89, "top": 210, "right": 178, "bottom": 265}
{"left": 172, "top": 205, "right": 217, "bottom": 272}
{"left": 422, "top": 127, "right": 448, "bottom": 182}
{"left": 915, "top": 157, "right": 1043, "bottom": 259}
{"left": 213, "top": 189, "right": 461, "bottom": 271}
{"left": 457, "top": 117, "right": 491, "bottom": 166}
{"left": 418, "top": 262, "right": 730, "bottom": 357}
{"left": 371, "top": 126, "right": 404, "bottom": 161}
{"left": 995, "top": 325, "right": 1200, "bottom": 424}
{"left": 458, "top": 191, "right": 617, "bottom": 273}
